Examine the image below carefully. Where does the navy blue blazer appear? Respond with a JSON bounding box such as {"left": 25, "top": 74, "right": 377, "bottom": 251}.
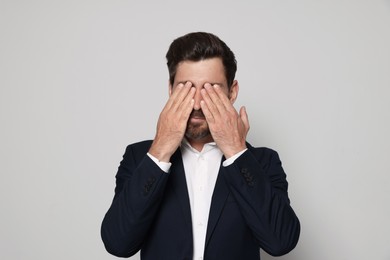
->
{"left": 101, "top": 140, "right": 300, "bottom": 259}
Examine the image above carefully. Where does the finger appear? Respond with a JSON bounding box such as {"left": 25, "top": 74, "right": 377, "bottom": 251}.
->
{"left": 212, "top": 84, "right": 236, "bottom": 112}
{"left": 167, "top": 81, "right": 193, "bottom": 111}
{"left": 178, "top": 86, "right": 196, "bottom": 119}
{"left": 203, "top": 83, "right": 226, "bottom": 113}
{"left": 240, "top": 106, "right": 250, "bottom": 130}
{"left": 165, "top": 83, "right": 184, "bottom": 109}
{"left": 201, "top": 85, "right": 220, "bottom": 118}
{"left": 200, "top": 99, "right": 215, "bottom": 123}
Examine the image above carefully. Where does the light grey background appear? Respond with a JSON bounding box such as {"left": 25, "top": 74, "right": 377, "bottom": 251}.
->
{"left": 1, "top": 1, "right": 389, "bottom": 260}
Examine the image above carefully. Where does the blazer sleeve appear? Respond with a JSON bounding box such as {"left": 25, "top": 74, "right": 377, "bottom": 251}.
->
{"left": 222, "top": 146, "right": 300, "bottom": 256}
{"left": 101, "top": 142, "right": 169, "bottom": 257}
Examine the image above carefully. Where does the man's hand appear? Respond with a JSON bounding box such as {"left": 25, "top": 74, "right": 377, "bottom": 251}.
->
{"left": 149, "top": 82, "right": 195, "bottom": 162}
{"left": 200, "top": 83, "right": 250, "bottom": 158}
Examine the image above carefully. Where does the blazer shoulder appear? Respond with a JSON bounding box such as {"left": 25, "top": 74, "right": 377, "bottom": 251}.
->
{"left": 246, "top": 142, "right": 280, "bottom": 159}
{"left": 122, "top": 140, "right": 153, "bottom": 162}
{"left": 125, "top": 140, "right": 153, "bottom": 150}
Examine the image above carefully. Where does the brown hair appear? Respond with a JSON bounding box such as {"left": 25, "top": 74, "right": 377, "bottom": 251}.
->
{"left": 166, "top": 32, "right": 237, "bottom": 88}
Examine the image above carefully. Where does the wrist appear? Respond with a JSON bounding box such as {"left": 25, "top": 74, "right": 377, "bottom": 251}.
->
{"left": 222, "top": 144, "right": 247, "bottom": 159}
{"left": 149, "top": 140, "right": 174, "bottom": 163}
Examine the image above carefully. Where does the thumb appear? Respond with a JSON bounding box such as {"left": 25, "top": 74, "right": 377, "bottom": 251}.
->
{"left": 239, "top": 106, "right": 250, "bottom": 130}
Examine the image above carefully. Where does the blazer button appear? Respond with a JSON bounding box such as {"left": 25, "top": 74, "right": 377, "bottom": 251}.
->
{"left": 241, "top": 168, "right": 248, "bottom": 174}
{"left": 148, "top": 177, "right": 156, "bottom": 183}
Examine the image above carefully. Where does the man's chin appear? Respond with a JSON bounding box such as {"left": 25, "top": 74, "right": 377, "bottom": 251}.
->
{"left": 185, "top": 127, "right": 210, "bottom": 141}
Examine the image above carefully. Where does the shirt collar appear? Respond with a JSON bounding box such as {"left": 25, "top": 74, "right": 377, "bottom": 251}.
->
{"left": 181, "top": 138, "right": 219, "bottom": 155}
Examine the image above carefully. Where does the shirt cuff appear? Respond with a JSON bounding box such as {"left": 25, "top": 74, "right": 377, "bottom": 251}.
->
{"left": 222, "top": 148, "right": 248, "bottom": 167}
{"left": 147, "top": 153, "right": 171, "bottom": 173}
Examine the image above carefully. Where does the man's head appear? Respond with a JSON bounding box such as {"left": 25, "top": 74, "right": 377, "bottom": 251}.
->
{"left": 166, "top": 32, "right": 237, "bottom": 89}
{"left": 166, "top": 32, "right": 239, "bottom": 144}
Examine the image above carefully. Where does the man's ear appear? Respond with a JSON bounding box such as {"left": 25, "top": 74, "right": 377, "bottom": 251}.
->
{"left": 229, "top": 80, "right": 239, "bottom": 104}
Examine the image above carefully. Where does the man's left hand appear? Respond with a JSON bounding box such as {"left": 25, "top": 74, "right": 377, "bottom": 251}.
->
{"left": 200, "top": 83, "right": 250, "bottom": 158}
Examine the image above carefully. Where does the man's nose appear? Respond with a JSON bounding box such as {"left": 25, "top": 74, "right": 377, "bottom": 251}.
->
{"left": 193, "top": 88, "right": 203, "bottom": 110}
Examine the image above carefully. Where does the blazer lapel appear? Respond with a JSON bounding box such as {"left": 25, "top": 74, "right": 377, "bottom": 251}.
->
{"left": 204, "top": 159, "right": 230, "bottom": 247}
{"left": 169, "top": 151, "right": 230, "bottom": 248}
{"left": 169, "top": 149, "right": 193, "bottom": 232}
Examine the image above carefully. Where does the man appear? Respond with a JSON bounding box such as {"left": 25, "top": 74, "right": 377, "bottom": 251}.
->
{"left": 101, "top": 32, "right": 300, "bottom": 260}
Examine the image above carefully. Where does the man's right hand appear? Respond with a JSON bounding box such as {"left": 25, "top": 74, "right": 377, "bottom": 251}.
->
{"left": 148, "top": 81, "right": 195, "bottom": 162}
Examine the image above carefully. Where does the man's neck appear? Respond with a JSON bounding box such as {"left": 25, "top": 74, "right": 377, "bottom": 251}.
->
{"left": 186, "top": 136, "right": 214, "bottom": 152}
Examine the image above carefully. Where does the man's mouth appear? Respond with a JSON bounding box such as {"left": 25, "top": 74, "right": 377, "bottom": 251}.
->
{"left": 189, "top": 111, "right": 206, "bottom": 123}
{"left": 190, "top": 111, "right": 205, "bottom": 119}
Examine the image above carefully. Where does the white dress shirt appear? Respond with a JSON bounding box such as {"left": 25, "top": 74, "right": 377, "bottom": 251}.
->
{"left": 148, "top": 140, "right": 246, "bottom": 260}
{"left": 181, "top": 140, "right": 222, "bottom": 260}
